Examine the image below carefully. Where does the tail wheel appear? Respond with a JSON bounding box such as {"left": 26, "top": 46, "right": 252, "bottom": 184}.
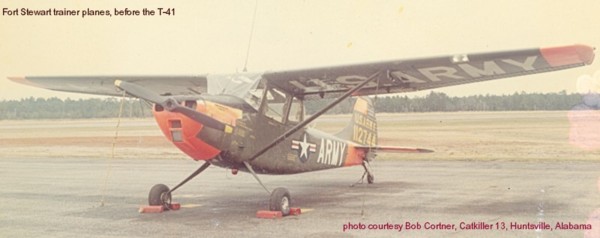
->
{"left": 269, "top": 187, "right": 291, "bottom": 216}
{"left": 149, "top": 184, "right": 172, "bottom": 209}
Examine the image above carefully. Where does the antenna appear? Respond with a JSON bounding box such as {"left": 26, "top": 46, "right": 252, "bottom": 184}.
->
{"left": 243, "top": 0, "right": 258, "bottom": 72}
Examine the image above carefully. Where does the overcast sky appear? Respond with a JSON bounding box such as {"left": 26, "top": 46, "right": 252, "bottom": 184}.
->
{"left": 1, "top": 0, "right": 599, "bottom": 100}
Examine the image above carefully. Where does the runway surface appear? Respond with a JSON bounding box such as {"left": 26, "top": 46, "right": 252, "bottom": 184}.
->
{"left": 2, "top": 157, "right": 600, "bottom": 237}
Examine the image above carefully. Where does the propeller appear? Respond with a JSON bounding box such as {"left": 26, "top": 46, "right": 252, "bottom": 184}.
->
{"left": 114, "top": 80, "right": 231, "bottom": 132}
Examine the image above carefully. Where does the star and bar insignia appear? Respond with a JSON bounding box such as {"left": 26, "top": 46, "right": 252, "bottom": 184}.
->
{"left": 291, "top": 134, "right": 316, "bottom": 163}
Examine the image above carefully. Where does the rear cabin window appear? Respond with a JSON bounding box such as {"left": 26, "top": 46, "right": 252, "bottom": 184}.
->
{"left": 288, "top": 98, "right": 303, "bottom": 123}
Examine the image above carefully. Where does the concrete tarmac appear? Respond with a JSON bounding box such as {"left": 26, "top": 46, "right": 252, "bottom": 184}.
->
{"left": 1, "top": 157, "right": 600, "bottom": 237}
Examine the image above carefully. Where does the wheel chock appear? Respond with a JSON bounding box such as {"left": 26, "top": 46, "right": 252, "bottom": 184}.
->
{"left": 256, "top": 210, "right": 283, "bottom": 219}
{"left": 169, "top": 203, "right": 181, "bottom": 211}
{"left": 139, "top": 205, "right": 164, "bottom": 213}
{"left": 289, "top": 207, "right": 302, "bottom": 216}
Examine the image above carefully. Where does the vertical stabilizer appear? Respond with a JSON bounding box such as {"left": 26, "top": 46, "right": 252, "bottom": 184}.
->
{"left": 336, "top": 97, "right": 378, "bottom": 148}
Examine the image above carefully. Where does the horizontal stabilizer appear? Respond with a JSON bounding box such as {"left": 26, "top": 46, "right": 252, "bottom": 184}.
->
{"left": 356, "top": 146, "right": 434, "bottom": 153}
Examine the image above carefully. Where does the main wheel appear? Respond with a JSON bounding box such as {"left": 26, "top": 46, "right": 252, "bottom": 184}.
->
{"left": 269, "top": 187, "right": 291, "bottom": 216}
{"left": 149, "top": 184, "right": 171, "bottom": 209}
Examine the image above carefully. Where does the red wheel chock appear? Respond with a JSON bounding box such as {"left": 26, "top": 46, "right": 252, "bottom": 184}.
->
{"left": 256, "top": 207, "right": 302, "bottom": 219}
{"left": 139, "top": 205, "right": 164, "bottom": 213}
{"left": 139, "top": 203, "right": 181, "bottom": 213}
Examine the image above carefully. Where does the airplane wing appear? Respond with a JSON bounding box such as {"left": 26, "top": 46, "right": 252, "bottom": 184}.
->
{"left": 8, "top": 76, "right": 209, "bottom": 97}
{"left": 264, "top": 44, "right": 595, "bottom": 99}
{"left": 8, "top": 45, "right": 594, "bottom": 99}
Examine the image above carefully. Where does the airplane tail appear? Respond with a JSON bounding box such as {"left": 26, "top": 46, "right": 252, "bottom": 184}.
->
{"left": 336, "top": 96, "right": 378, "bottom": 148}
{"left": 337, "top": 97, "right": 433, "bottom": 160}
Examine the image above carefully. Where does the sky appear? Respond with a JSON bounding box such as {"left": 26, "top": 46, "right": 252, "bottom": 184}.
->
{"left": 1, "top": 0, "right": 599, "bottom": 100}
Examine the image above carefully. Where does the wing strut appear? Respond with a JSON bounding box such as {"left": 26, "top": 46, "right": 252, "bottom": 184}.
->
{"left": 168, "top": 161, "right": 211, "bottom": 194}
{"left": 247, "top": 71, "right": 381, "bottom": 162}
{"left": 243, "top": 161, "right": 271, "bottom": 194}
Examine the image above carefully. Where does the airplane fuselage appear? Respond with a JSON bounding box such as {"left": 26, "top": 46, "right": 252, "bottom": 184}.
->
{"left": 152, "top": 95, "right": 367, "bottom": 175}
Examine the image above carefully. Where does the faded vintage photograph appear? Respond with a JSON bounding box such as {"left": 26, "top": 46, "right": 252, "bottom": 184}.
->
{"left": 1, "top": 1, "right": 600, "bottom": 237}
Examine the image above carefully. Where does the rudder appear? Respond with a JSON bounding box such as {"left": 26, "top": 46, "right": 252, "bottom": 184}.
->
{"left": 336, "top": 97, "right": 378, "bottom": 147}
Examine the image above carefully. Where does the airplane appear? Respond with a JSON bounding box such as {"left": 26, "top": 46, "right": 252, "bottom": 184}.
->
{"left": 8, "top": 44, "right": 595, "bottom": 216}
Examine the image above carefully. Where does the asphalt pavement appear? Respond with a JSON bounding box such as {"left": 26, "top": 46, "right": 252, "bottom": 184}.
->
{"left": 1, "top": 158, "right": 600, "bottom": 238}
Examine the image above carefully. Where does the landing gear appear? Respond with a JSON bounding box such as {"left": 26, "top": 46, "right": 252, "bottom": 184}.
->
{"left": 146, "top": 160, "right": 296, "bottom": 216}
{"left": 269, "top": 187, "right": 291, "bottom": 216}
{"left": 149, "top": 184, "right": 171, "bottom": 209}
{"left": 367, "top": 174, "right": 375, "bottom": 184}
{"left": 147, "top": 161, "right": 211, "bottom": 208}
{"left": 352, "top": 160, "right": 375, "bottom": 186}
{"left": 243, "top": 161, "right": 293, "bottom": 216}
{"left": 363, "top": 160, "right": 375, "bottom": 184}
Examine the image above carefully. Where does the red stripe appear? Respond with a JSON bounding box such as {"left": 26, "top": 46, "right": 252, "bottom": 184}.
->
{"left": 540, "top": 44, "right": 595, "bottom": 67}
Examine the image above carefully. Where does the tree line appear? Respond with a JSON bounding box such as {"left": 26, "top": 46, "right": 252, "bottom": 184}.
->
{"left": 0, "top": 91, "right": 592, "bottom": 120}
{"left": 306, "top": 91, "right": 588, "bottom": 114}
{"left": 0, "top": 97, "right": 151, "bottom": 120}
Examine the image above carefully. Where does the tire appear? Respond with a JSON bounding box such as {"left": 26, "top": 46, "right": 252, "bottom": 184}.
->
{"left": 269, "top": 187, "right": 291, "bottom": 216}
{"left": 149, "top": 184, "right": 171, "bottom": 209}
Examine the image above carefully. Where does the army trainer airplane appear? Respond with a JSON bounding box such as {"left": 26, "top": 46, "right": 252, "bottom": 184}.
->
{"left": 9, "top": 44, "right": 595, "bottom": 215}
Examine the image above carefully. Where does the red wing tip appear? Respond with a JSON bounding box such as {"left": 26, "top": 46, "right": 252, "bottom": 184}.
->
{"left": 540, "top": 44, "right": 596, "bottom": 67}
{"left": 8, "top": 76, "right": 46, "bottom": 88}
{"left": 7, "top": 76, "right": 26, "bottom": 82}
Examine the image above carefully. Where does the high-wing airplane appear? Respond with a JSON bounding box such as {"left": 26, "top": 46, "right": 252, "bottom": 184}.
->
{"left": 8, "top": 44, "right": 595, "bottom": 215}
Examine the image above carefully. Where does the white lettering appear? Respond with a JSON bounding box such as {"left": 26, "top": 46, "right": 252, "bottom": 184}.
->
{"left": 458, "top": 61, "right": 506, "bottom": 77}
{"left": 317, "top": 138, "right": 325, "bottom": 164}
{"left": 390, "top": 71, "right": 427, "bottom": 83}
{"left": 418, "top": 66, "right": 464, "bottom": 82}
{"left": 502, "top": 56, "right": 537, "bottom": 71}
{"left": 331, "top": 142, "right": 340, "bottom": 166}
{"left": 336, "top": 75, "right": 378, "bottom": 87}
{"left": 309, "top": 78, "right": 330, "bottom": 88}
{"left": 325, "top": 140, "right": 333, "bottom": 164}
{"left": 338, "top": 143, "right": 346, "bottom": 166}
{"left": 316, "top": 138, "right": 347, "bottom": 166}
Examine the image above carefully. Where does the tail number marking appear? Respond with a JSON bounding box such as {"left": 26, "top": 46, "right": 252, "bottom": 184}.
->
{"left": 353, "top": 125, "right": 376, "bottom": 146}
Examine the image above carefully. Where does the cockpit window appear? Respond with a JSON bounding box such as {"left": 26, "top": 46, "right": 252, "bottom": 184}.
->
{"left": 263, "top": 87, "right": 287, "bottom": 122}
{"left": 248, "top": 84, "right": 265, "bottom": 110}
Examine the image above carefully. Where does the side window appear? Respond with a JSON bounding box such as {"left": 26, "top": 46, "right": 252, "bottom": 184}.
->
{"left": 263, "top": 88, "right": 287, "bottom": 122}
{"left": 287, "top": 97, "right": 303, "bottom": 123}
{"left": 248, "top": 87, "right": 264, "bottom": 110}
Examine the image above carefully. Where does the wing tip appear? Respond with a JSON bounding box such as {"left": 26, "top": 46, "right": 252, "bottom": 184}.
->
{"left": 540, "top": 44, "right": 596, "bottom": 67}
{"left": 7, "top": 76, "right": 26, "bottom": 82}
{"left": 8, "top": 76, "right": 48, "bottom": 90}
{"left": 8, "top": 76, "right": 36, "bottom": 86}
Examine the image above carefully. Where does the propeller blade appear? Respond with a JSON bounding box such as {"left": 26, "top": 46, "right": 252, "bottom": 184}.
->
{"left": 170, "top": 106, "right": 231, "bottom": 132}
{"left": 114, "top": 80, "right": 166, "bottom": 105}
{"left": 114, "top": 80, "right": 232, "bottom": 133}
